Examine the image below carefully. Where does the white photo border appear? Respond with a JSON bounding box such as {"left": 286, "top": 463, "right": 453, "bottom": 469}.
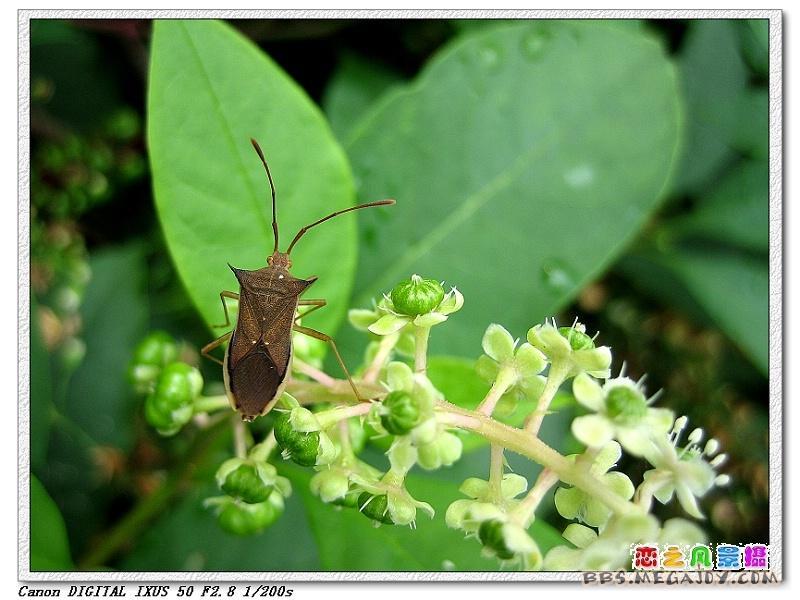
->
{"left": 17, "top": 8, "right": 784, "bottom": 582}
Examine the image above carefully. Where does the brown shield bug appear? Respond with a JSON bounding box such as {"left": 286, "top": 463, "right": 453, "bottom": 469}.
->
{"left": 201, "top": 139, "right": 394, "bottom": 421}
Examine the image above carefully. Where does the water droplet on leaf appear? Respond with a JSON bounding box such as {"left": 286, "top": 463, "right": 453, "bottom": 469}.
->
{"left": 476, "top": 42, "right": 502, "bottom": 71}
{"left": 521, "top": 29, "right": 552, "bottom": 61}
{"left": 541, "top": 260, "right": 575, "bottom": 293}
{"left": 564, "top": 164, "right": 595, "bottom": 189}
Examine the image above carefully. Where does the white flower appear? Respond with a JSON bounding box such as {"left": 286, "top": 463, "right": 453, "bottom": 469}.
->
{"left": 570, "top": 373, "right": 674, "bottom": 457}
{"left": 527, "top": 319, "right": 612, "bottom": 379}
{"left": 543, "top": 514, "right": 659, "bottom": 571}
{"left": 641, "top": 416, "right": 730, "bottom": 519}
{"left": 445, "top": 473, "right": 528, "bottom": 533}
{"left": 477, "top": 519, "right": 543, "bottom": 571}
{"left": 554, "top": 441, "right": 635, "bottom": 528}
{"left": 475, "top": 323, "right": 547, "bottom": 401}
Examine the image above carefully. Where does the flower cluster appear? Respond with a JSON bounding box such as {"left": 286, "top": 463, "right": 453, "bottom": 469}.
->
{"left": 131, "top": 274, "right": 730, "bottom": 568}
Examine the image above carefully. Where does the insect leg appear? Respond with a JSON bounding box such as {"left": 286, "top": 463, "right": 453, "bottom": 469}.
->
{"left": 201, "top": 331, "right": 232, "bottom": 366}
{"left": 295, "top": 298, "right": 326, "bottom": 322}
{"left": 212, "top": 291, "right": 240, "bottom": 328}
{"left": 292, "top": 324, "right": 366, "bottom": 403}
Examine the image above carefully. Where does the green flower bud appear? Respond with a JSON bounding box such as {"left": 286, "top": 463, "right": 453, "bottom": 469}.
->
{"left": 417, "top": 431, "right": 463, "bottom": 470}
{"left": 381, "top": 391, "right": 422, "bottom": 435}
{"left": 310, "top": 468, "right": 350, "bottom": 503}
{"left": 358, "top": 493, "right": 394, "bottom": 525}
{"left": 156, "top": 362, "right": 202, "bottom": 406}
{"left": 144, "top": 392, "right": 190, "bottom": 436}
{"left": 219, "top": 462, "right": 274, "bottom": 504}
{"left": 144, "top": 362, "right": 201, "bottom": 436}
{"left": 128, "top": 331, "right": 179, "bottom": 393}
{"left": 390, "top": 275, "right": 445, "bottom": 316}
{"left": 332, "top": 488, "right": 361, "bottom": 509}
{"left": 478, "top": 520, "right": 516, "bottom": 560}
{"left": 605, "top": 385, "right": 648, "bottom": 426}
{"left": 131, "top": 331, "right": 179, "bottom": 368}
{"left": 213, "top": 494, "right": 284, "bottom": 536}
{"left": 558, "top": 326, "right": 595, "bottom": 351}
{"left": 58, "top": 336, "right": 86, "bottom": 371}
{"left": 273, "top": 412, "right": 335, "bottom": 467}
{"left": 386, "top": 493, "right": 417, "bottom": 526}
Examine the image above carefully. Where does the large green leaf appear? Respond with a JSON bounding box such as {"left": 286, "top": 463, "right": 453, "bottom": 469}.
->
{"left": 621, "top": 246, "right": 768, "bottom": 375}
{"left": 343, "top": 21, "right": 681, "bottom": 357}
{"left": 739, "top": 19, "right": 769, "bottom": 77}
{"left": 672, "top": 20, "right": 749, "bottom": 194}
{"left": 664, "top": 248, "right": 768, "bottom": 375}
{"left": 64, "top": 243, "right": 148, "bottom": 452}
{"left": 322, "top": 52, "right": 404, "bottom": 141}
{"left": 665, "top": 160, "right": 768, "bottom": 254}
{"left": 30, "top": 475, "right": 73, "bottom": 571}
{"left": 148, "top": 20, "right": 357, "bottom": 338}
{"left": 286, "top": 465, "right": 561, "bottom": 571}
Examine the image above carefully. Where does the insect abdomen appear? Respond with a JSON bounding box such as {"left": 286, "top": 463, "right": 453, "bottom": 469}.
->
{"left": 226, "top": 338, "right": 289, "bottom": 421}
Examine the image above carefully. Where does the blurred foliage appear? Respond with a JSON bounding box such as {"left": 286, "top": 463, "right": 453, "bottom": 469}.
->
{"left": 28, "top": 17, "right": 771, "bottom": 571}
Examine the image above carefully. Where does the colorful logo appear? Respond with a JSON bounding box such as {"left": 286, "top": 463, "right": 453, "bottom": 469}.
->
{"left": 631, "top": 544, "right": 769, "bottom": 571}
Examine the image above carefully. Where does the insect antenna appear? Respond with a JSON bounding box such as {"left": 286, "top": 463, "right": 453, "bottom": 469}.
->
{"left": 286, "top": 199, "right": 396, "bottom": 255}
{"left": 250, "top": 138, "right": 280, "bottom": 254}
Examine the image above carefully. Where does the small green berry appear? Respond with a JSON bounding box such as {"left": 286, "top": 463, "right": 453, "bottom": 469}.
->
{"left": 221, "top": 464, "right": 273, "bottom": 504}
{"left": 605, "top": 385, "right": 648, "bottom": 425}
{"left": 380, "top": 391, "right": 422, "bottom": 435}
{"left": 154, "top": 363, "right": 201, "bottom": 407}
{"left": 357, "top": 493, "right": 394, "bottom": 525}
{"left": 558, "top": 327, "right": 595, "bottom": 351}
{"left": 273, "top": 412, "right": 322, "bottom": 467}
{"left": 143, "top": 362, "right": 201, "bottom": 435}
{"left": 216, "top": 496, "right": 282, "bottom": 536}
{"left": 131, "top": 331, "right": 179, "bottom": 368}
{"left": 332, "top": 488, "right": 361, "bottom": 509}
{"left": 478, "top": 520, "right": 515, "bottom": 560}
{"left": 128, "top": 331, "right": 179, "bottom": 393}
{"left": 390, "top": 275, "right": 445, "bottom": 316}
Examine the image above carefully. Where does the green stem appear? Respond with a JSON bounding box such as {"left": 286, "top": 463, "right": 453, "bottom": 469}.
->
{"left": 436, "top": 403, "right": 639, "bottom": 517}
{"left": 77, "top": 420, "right": 228, "bottom": 570}
{"left": 193, "top": 394, "right": 230, "bottom": 414}
{"left": 509, "top": 468, "right": 558, "bottom": 528}
{"left": 316, "top": 402, "right": 372, "bottom": 429}
{"left": 363, "top": 332, "right": 400, "bottom": 384}
{"left": 524, "top": 362, "right": 569, "bottom": 435}
{"left": 287, "top": 379, "right": 385, "bottom": 406}
{"left": 488, "top": 444, "right": 505, "bottom": 503}
{"left": 414, "top": 326, "right": 430, "bottom": 374}
{"left": 249, "top": 431, "right": 277, "bottom": 462}
{"left": 293, "top": 357, "right": 337, "bottom": 388}
{"left": 476, "top": 366, "right": 516, "bottom": 416}
{"left": 233, "top": 416, "right": 247, "bottom": 458}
